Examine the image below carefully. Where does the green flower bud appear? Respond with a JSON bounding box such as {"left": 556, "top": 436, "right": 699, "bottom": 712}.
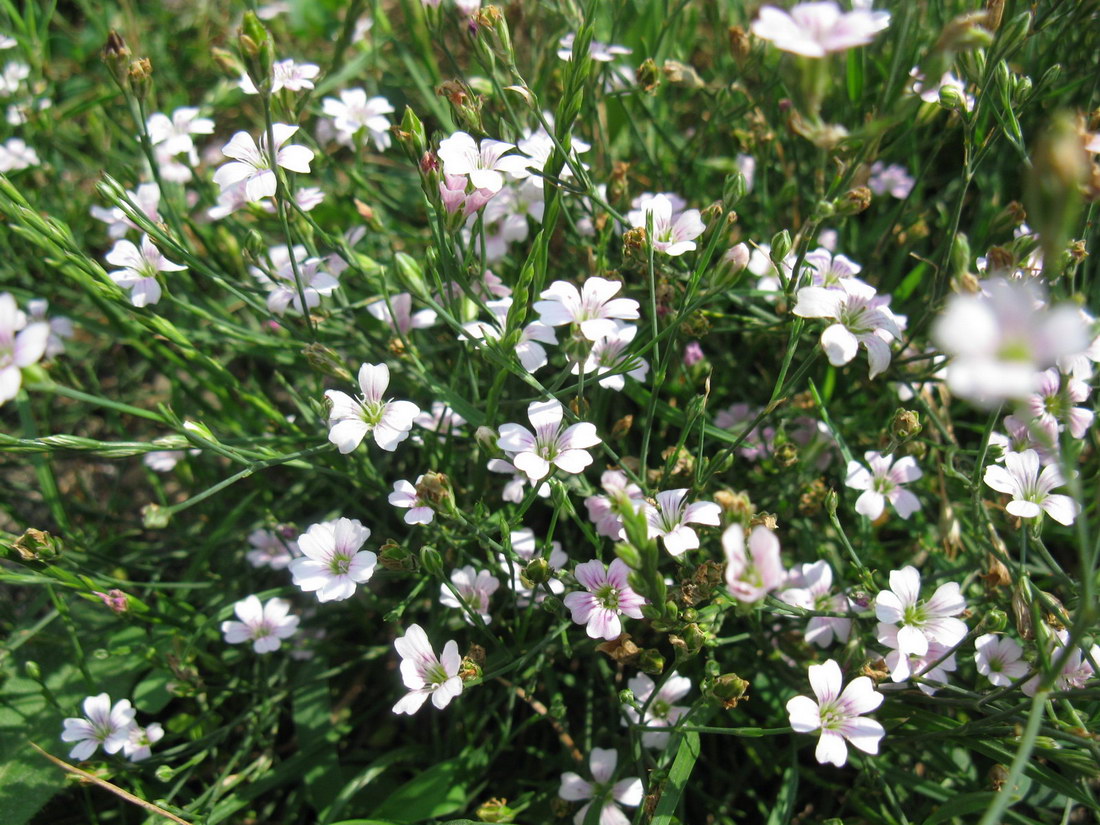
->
{"left": 142, "top": 503, "right": 171, "bottom": 529}
{"left": 303, "top": 343, "right": 353, "bottom": 383}
{"left": 704, "top": 672, "right": 750, "bottom": 708}
{"left": 476, "top": 798, "right": 517, "bottom": 823}
{"left": 419, "top": 546, "right": 443, "bottom": 578}
{"left": 891, "top": 408, "right": 922, "bottom": 441}
{"left": 637, "top": 649, "right": 665, "bottom": 675}
{"left": 10, "top": 528, "right": 62, "bottom": 561}
{"left": 522, "top": 557, "right": 551, "bottom": 587}
{"left": 770, "top": 230, "right": 792, "bottom": 265}
{"left": 985, "top": 608, "right": 1009, "bottom": 632}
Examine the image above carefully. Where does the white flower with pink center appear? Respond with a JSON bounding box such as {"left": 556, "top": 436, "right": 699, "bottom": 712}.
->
{"left": 533, "top": 277, "right": 641, "bottom": 342}
{"left": 804, "top": 248, "right": 861, "bottom": 288}
{"left": 221, "top": 595, "right": 300, "bottom": 653}
{"left": 1021, "top": 368, "right": 1093, "bottom": 441}
{"left": 239, "top": 58, "right": 320, "bottom": 94}
{"left": 558, "top": 748, "right": 643, "bottom": 825}
{"left": 461, "top": 297, "right": 557, "bottom": 373}
{"left": 436, "top": 131, "right": 529, "bottom": 194}
{"left": 752, "top": 1, "right": 891, "bottom": 57}
{"left": 289, "top": 517, "right": 377, "bottom": 602}
{"left": 627, "top": 193, "right": 705, "bottom": 256}
{"left": 877, "top": 625, "right": 957, "bottom": 693}
{"left": 439, "top": 565, "right": 499, "bottom": 625}
{"left": 325, "top": 363, "right": 420, "bottom": 453}
{"left": 367, "top": 292, "right": 437, "bottom": 335}
{"left": 780, "top": 561, "right": 851, "bottom": 648}
{"left": 793, "top": 278, "right": 901, "bottom": 378}
{"left": 563, "top": 558, "right": 647, "bottom": 640}
{"left": 251, "top": 244, "right": 339, "bottom": 316}
{"left": 646, "top": 489, "right": 721, "bottom": 556}
{"left": 844, "top": 451, "right": 922, "bottom": 520}
{"left": 983, "top": 449, "right": 1079, "bottom": 526}
{"left": 786, "top": 659, "right": 885, "bottom": 768}
{"left": 60, "top": 693, "right": 136, "bottom": 761}
{"left": 622, "top": 672, "right": 692, "bottom": 750}
{"left": 723, "top": 524, "right": 786, "bottom": 604}
{"left": 573, "top": 323, "right": 649, "bottom": 391}
{"left": 874, "top": 566, "right": 966, "bottom": 659}
{"left": 388, "top": 477, "right": 434, "bottom": 525}
{"left": 0, "top": 292, "right": 49, "bottom": 405}
{"left": 392, "top": 623, "right": 463, "bottom": 714}
{"left": 497, "top": 399, "right": 601, "bottom": 481}
{"left": 213, "top": 123, "right": 314, "bottom": 203}
{"left": 974, "top": 634, "right": 1028, "bottom": 687}
{"left": 105, "top": 234, "right": 187, "bottom": 308}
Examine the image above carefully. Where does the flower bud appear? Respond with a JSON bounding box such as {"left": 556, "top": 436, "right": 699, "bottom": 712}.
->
{"left": 379, "top": 540, "right": 417, "bottom": 573}
{"left": 436, "top": 79, "right": 484, "bottom": 133}
{"left": 714, "top": 489, "right": 752, "bottom": 526}
{"left": 662, "top": 60, "right": 705, "bottom": 89}
{"left": 92, "top": 589, "right": 130, "bottom": 614}
{"left": 836, "top": 186, "right": 872, "bottom": 216}
{"left": 824, "top": 488, "right": 839, "bottom": 517}
{"left": 950, "top": 232, "right": 971, "bottom": 279}
{"left": 416, "top": 471, "right": 455, "bottom": 514}
{"left": 10, "top": 527, "right": 62, "bottom": 561}
{"left": 773, "top": 441, "right": 799, "bottom": 468}
{"left": 938, "top": 84, "right": 968, "bottom": 112}
{"left": 476, "top": 798, "right": 517, "bottom": 823}
{"left": 891, "top": 408, "right": 922, "bottom": 441}
{"left": 618, "top": 688, "right": 637, "bottom": 706}
{"left": 985, "top": 608, "right": 1009, "bottom": 632}
{"left": 210, "top": 47, "right": 242, "bottom": 79}
{"left": 303, "top": 343, "right": 353, "bottom": 383}
{"left": 24, "top": 660, "right": 41, "bottom": 680}
{"left": 724, "top": 242, "right": 750, "bottom": 272}
{"left": 770, "top": 230, "right": 792, "bottom": 265}
{"left": 419, "top": 545, "right": 444, "bottom": 578}
{"left": 459, "top": 656, "right": 482, "bottom": 682}
{"left": 1012, "top": 578, "right": 1035, "bottom": 640}
{"left": 102, "top": 31, "right": 131, "bottom": 87}
{"left": 522, "top": 557, "right": 552, "bottom": 587}
{"left": 635, "top": 58, "right": 660, "bottom": 92}
{"left": 127, "top": 58, "right": 152, "bottom": 103}
{"left": 142, "top": 503, "right": 171, "bottom": 529}
{"left": 238, "top": 12, "right": 275, "bottom": 95}
{"left": 1027, "top": 110, "right": 1088, "bottom": 277}
{"left": 611, "top": 414, "right": 634, "bottom": 439}
{"left": 474, "top": 425, "right": 498, "bottom": 454}
{"left": 704, "top": 672, "right": 750, "bottom": 708}
{"left": 637, "top": 648, "right": 665, "bottom": 675}
{"left": 723, "top": 173, "right": 748, "bottom": 209}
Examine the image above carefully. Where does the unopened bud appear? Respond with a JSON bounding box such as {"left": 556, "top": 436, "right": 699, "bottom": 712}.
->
{"left": 1012, "top": 579, "right": 1035, "bottom": 640}
{"left": 475, "top": 798, "right": 517, "bottom": 823}
{"left": 636, "top": 58, "right": 660, "bottom": 92}
{"left": 938, "top": 84, "right": 968, "bottom": 112}
{"left": 723, "top": 173, "right": 747, "bottom": 209}
{"left": 705, "top": 672, "right": 750, "bottom": 708}
{"left": 303, "top": 343, "right": 352, "bottom": 383}
{"left": 662, "top": 60, "right": 705, "bottom": 89}
{"left": 825, "top": 488, "right": 839, "bottom": 516}
{"left": 142, "top": 503, "right": 171, "bottom": 529}
{"left": 416, "top": 471, "right": 455, "bottom": 513}
{"left": 437, "top": 80, "right": 484, "bottom": 132}
{"left": 950, "top": 232, "right": 971, "bottom": 278}
{"left": 773, "top": 441, "right": 799, "bottom": 468}
{"left": 25, "top": 660, "right": 41, "bottom": 680}
{"left": 637, "top": 649, "right": 665, "bottom": 675}
{"left": 1027, "top": 110, "right": 1088, "bottom": 277}
{"left": 419, "top": 545, "right": 444, "bottom": 578}
{"left": 210, "top": 47, "right": 241, "bottom": 79}
{"left": 102, "top": 31, "right": 131, "bottom": 87}
{"left": 611, "top": 414, "right": 634, "bottom": 439}
{"left": 378, "top": 541, "right": 417, "bottom": 573}
{"left": 459, "top": 656, "right": 482, "bottom": 682}
{"left": 836, "top": 186, "right": 872, "bottom": 216}
{"left": 239, "top": 12, "right": 274, "bottom": 94}
{"left": 10, "top": 528, "right": 62, "bottom": 561}
{"left": 613, "top": 542, "right": 642, "bottom": 570}
{"left": 725, "top": 242, "right": 750, "bottom": 271}
{"left": 128, "top": 58, "right": 152, "bottom": 102}
{"left": 770, "top": 229, "right": 792, "bottom": 264}
{"left": 92, "top": 589, "right": 130, "bottom": 614}
{"left": 522, "top": 557, "right": 551, "bottom": 587}
{"left": 891, "top": 408, "right": 922, "bottom": 441}
{"left": 728, "top": 25, "right": 751, "bottom": 65}
{"left": 714, "top": 489, "right": 753, "bottom": 525}
{"left": 985, "top": 608, "right": 1009, "bottom": 632}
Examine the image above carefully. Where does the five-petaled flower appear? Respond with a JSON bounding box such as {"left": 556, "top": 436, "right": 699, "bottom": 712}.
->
{"left": 0, "top": 292, "right": 49, "bottom": 405}
{"left": 439, "top": 565, "right": 500, "bottom": 625}
{"left": 974, "top": 633, "right": 1028, "bottom": 687}
{"left": 105, "top": 234, "right": 187, "bottom": 308}
{"left": 289, "top": 517, "right": 377, "bottom": 602}
{"left": 983, "top": 449, "right": 1079, "bottom": 526}
{"left": 785, "top": 659, "right": 885, "bottom": 767}
{"left": 436, "top": 131, "right": 529, "bottom": 194}
{"left": 534, "top": 277, "right": 641, "bottom": 342}
{"left": 558, "top": 748, "right": 643, "bottom": 825}
{"left": 752, "top": 1, "right": 891, "bottom": 57}
{"left": 60, "top": 693, "right": 136, "bottom": 761}
{"left": 646, "top": 489, "right": 721, "bottom": 556}
{"left": 497, "top": 399, "right": 601, "bottom": 481}
{"left": 221, "top": 594, "right": 300, "bottom": 653}
{"left": 627, "top": 193, "right": 705, "bottom": 256}
{"left": 392, "top": 623, "right": 463, "bottom": 714}
{"left": 389, "top": 476, "right": 435, "bottom": 524}
{"left": 213, "top": 123, "right": 314, "bottom": 203}
{"left": 874, "top": 566, "right": 966, "bottom": 659}
{"left": 563, "top": 558, "right": 647, "bottom": 640}
{"left": 793, "top": 278, "right": 901, "bottom": 378}
{"left": 723, "top": 524, "right": 786, "bottom": 604}
{"left": 845, "top": 451, "right": 922, "bottom": 520}
{"left": 325, "top": 363, "right": 421, "bottom": 453}
{"left": 622, "top": 672, "right": 692, "bottom": 749}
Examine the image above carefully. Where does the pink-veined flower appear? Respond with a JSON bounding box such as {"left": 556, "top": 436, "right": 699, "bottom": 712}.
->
{"left": 572, "top": 323, "right": 649, "bottom": 390}
{"left": 622, "top": 672, "right": 691, "bottom": 749}
{"left": 559, "top": 748, "right": 643, "bottom": 825}
{"left": 122, "top": 723, "right": 164, "bottom": 762}
{"left": 780, "top": 561, "right": 851, "bottom": 648}
{"left": 321, "top": 88, "right": 393, "bottom": 150}
{"left": 752, "top": 1, "right": 890, "bottom": 57}
{"left": 436, "top": 131, "right": 529, "bottom": 194}
{"left": 325, "top": 363, "right": 420, "bottom": 453}
{"left": 1022, "top": 630, "right": 1100, "bottom": 697}
{"left": 533, "top": 277, "right": 641, "bottom": 342}
{"left": 844, "top": 451, "right": 922, "bottom": 520}
{"left": 874, "top": 566, "right": 966, "bottom": 658}
{"left": 983, "top": 449, "right": 1079, "bottom": 526}
{"left": 0, "top": 292, "right": 49, "bottom": 405}
{"left": 627, "top": 193, "right": 705, "bottom": 256}
{"left": 60, "top": 694, "right": 136, "bottom": 761}
{"left": 289, "top": 517, "right": 377, "bottom": 602}
{"left": 105, "top": 234, "right": 186, "bottom": 308}
{"left": 239, "top": 58, "right": 320, "bottom": 94}
{"left": 439, "top": 565, "right": 500, "bottom": 625}
{"left": 1021, "top": 368, "right": 1093, "bottom": 442}
{"left": 877, "top": 625, "right": 957, "bottom": 693}
{"left": 246, "top": 528, "right": 297, "bottom": 570}
{"left": 213, "top": 123, "right": 314, "bottom": 203}
{"left": 392, "top": 623, "right": 463, "bottom": 714}
{"left": 497, "top": 399, "right": 601, "bottom": 481}
{"left": 793, "top": 278, "right": 901, "bottom": 378}
{"left": 584, "top": 469, "right": 646, "bottom": 540}
{"left": 646, "top": 489, "right": 721, "bottom": 556}
{"left": 563, "top": 558, "right": 647, "bottom": 640}
{"left": 786, "top": 659, "right": 884, "bottom": 767}
{"left": 367, "top": 292, "right": 436, "bottom": 335}
{"left": 221, "top": 595, "right": 300, "bottom": 653}
{"left": 723, "top": 524, "right": 786, "bottom": 603}
{"left": 389, "top": 476, "right": 434, "bottom": 525}
{"left": 251, "top": 244, "right": 339, "bottom": 315}
{"left": 974, "top": 634, "right": 1028, "bottom": 687}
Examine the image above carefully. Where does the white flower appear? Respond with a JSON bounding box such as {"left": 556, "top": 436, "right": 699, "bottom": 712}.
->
{"left": 867, "top": 162, "right": 915, "bottom": 198}
{"left": 60, "top": 694, "right": 136, "bottom": 761}
{"left": 367, "top": 292, "right": 437, "bottom": 334}
{"left": 563, "top": 559, "right": 647, "bottom": 640}
{"left": 646, "top": 489, "right": 721, "bottom": 556}
{"left": 239, "top": 58, "right": 320, "bottom": 94}
{"left": 933, "top": 278, "right": 1091, "bottom": 404}
{"left": 723, "top": 524, "right": 786, "bottom": 603}
{"left": 793, "top": 278, "right": 901, "bottom": 378}
{"left": 0, "top": 60, "right": 29, "bottom": 94}
{"left": 1022, "top": 630, "right": 1100, "bottom": 696}
{"left": 146, "top": 107, "right": 214, "bottom": 156}
{"left": 874, "top": 566, "right": 967, "bottom": 658}
{"left": 584, "top": 469, "right": 646, "bottom": 540}
{"left": 497, "top": 399, "right": 601, "bottom": 481}
{"left": 1021, "top": 368, "right": 1093, "bottom": 442}
{"left": 0, "top": 292, "right": 49, "bottom": 405}
{"left": 627, "top": 193, "right": 705, "bottom": 256}
{"left": 752, "top": 1, "right": 890, "bottom": 57}
{"left": 780, "top": 561, "right": 852, "bottom": 648}
{"left": 559, "top": 748, "right": 643, "bottom": 825}
{"left": 90, "top": 182, "right": 161, "bottom": 239}
{"left": 389, "top": 477, "right": 434, "bottom": 524}
{"left": 804, "top": 248, "right": 862, "bottom": 288}
{"left": 573, "top": 324, "right": 649, "bottom": 390}
{"left": 25, "top": 298, "right": 73, "bottom": 359}
{"left": 246, "top": 528, "right": 297, "bottom": 570}
{"left": 122, "top": 723, "right": 164, "bottom": 762}
{"left": 213, "top": 123, "right": 314, "bottom": 203}
{"left": 437, "top": 131, "right": 529, "bottom": 194}
{"left": 785, "top": 659, "right": 884, "bottom": 767}
{"left": 909, "top": 69, "right": 974, "bottom": 111}
{"left": 325, "top": 363, "right": 420, "bottom": 453}
{"left": 392, "top": 624, "right": 463, "bottom": 714}
{"left": 440, "top": 565, "right": 500, "bottom": 625}
{"left": 877, "top": 626, "right": 957, "bottom": 692}
{"left": 983, "top": 449, "right": 1079, "bottom": 526}
{"left": 557, "top": 32, "right": 632, "bottom": 62}
{"left": 974, "top": 634, "right": 1028, "bottom": 687}
{"left": 487, "top": 457, "right": 550, "bottom": 502}
{"left": 845, "top": 452, "right": 922, "bottom": 520}
{"left": 289, "top": 517, "right": 377, "bottom": 602}
{"left": 251, "top": 244, "right": 340, "bottom": 315}
{"left": 221, "top": 595, "right": 300, "bottom": 653}
{"left": 322, "top": 89, "right": 394, "bottom": 150}
{"left": 622, "top": 672, "right": 691, "bottom": 749}
{"left": 0, "top": 136, "right": 39, "bottom": 172}
{"left": 461, "top": 297, "right": 557, "bottom": 373}
{"left": 105, "top": 234, "right": 187, "bottom": 308}
{"left": 534, "top": 277, "right": 640, "bottom": 342}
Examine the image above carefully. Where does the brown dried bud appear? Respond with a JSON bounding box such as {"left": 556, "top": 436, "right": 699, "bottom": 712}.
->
{"left": 595, "top": 633, "right": 641, "bottom": 663}
{"left": 715, "top": 489, "right": 753, "bottom": 524}
{"left": 861, "top": 658, "right": 890, "bottom": 683}
{"left": 622, "top": 226, "right": 648, "bottom": 258}
{"left": 985, "top": 245, "right": 1015, "bottom": 275}
{"left": 127, "top": 58, "right": 153, "bottom": 102}
{"left": 983, "top": 554, "right": 1011, "bottom": 588}
{"left": 728, "top": 25, "right": 751, "bottom": 65}
{"left": 891, "top": 408, "right": 922, "bottom": 441}
{"left": 705, "top": 673, "right": 750, "bottom": 708}
{"left": 611, "top": 415, "right": 634, "bottom": 439}
{"left": 749, "top": 512, "right": 779, "bottom": 530}
{"left": 799, "top": 478, "right": 829, "bottom": 516}
{"left": 635, "top": 57, "right": 660, "bottom": 92}
{"left": 662, "top": 59, "right": 705, "bottom": 89}
{"left": 11, "top": 528, "right": 62, "bottom": 561}
{"left": 102, "top": 31, "right": 131, "bottom": 86}
{"left": 773, "top": 441, "right": 799, "bottom": 468}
